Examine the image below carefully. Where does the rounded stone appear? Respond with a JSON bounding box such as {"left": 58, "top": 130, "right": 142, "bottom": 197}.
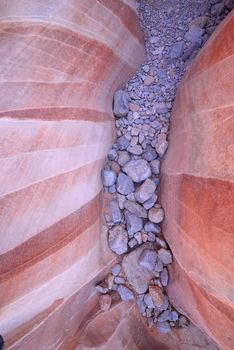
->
{"left": 148, "top": 207, "right": 164, "bottom": 223}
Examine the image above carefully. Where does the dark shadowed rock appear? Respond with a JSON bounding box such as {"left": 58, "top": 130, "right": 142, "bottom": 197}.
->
{"left": 113, "top": 90, "right": 129, "bottom": 117}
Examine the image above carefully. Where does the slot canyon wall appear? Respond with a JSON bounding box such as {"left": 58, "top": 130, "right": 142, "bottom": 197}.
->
{"left": 161, "top": 10, "right": 234, "bottom": 350}
{"left": 0, "top": 0, "right": 145, "bottom": 349}
{"left": 0, "top": 0, "right": 233, "bottom": 350}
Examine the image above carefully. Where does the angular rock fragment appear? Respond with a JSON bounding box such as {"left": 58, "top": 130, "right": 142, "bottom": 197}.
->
{"left": 123, "top": 159, "right": 151, "bottom": 183}
{"left": 124, "top": 200, "right": 147, "bottom": 218}
{"left": 138, "top": 249, "right": 157, "bottom": 271}
{"left": 160, "top": 268, "right": 169, "bottom": 287}
{"left": 117, "top": 136, "right": 130, "bottom": 150}
{"left": 143, "top": 193, "right": 158, "bottom": 210}
{"left": 111, "top": 264, "right": 121, "bottom": 276}
{"left": 144, "top": 293, "right": 155, "bottom": 308}
{"left": 117, "top": 172, "right": 135, "bottom": 195}
{"left": 117, "top": 151, "right": 131, "bottom": 166}
{"left": 150, "top": 159, "right": 160, "bottom": 175}
{"left": 158, "top": 248, "right": 173, "bottom": 265}
{"left": 108, "top": 225, "right": 128, "bottom": 255}
{"left": 169, "top": 41, "right": 185, "bottom": 59}
{"left": 156, "top": 321, "right": 171, "bottom": 334}
{"left": 109, "top": 200, "right": 121, "bottom": 223}
{"left": 99, "top": 294, "right": 112, "bottom": 312}
{"left": 117, "top": 285, "right": 134, "bottom": 301}
{"left": 125, "top": 211, "right": 143, "bottom": 236}
{"left": 101, "top": 169, "right": 116, "bottom": 187}
{"left": 122, "top": 243, "right": 157, "bottom": 294}
{"left": 135, "top": 179, "right": 156, "bottom": 203}
{"left": 96, "top": 282, "right": 108, "bottom": 294}
{"left": 113, "top": 90, "right": 129, "bottom": 117}
{"left": 149, "top": 286, "right": 164, "bottom": 308}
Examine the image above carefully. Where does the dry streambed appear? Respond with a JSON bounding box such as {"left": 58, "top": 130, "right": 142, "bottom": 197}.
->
{"left": 95, "top": 0, "right": 233, "bottom": 334}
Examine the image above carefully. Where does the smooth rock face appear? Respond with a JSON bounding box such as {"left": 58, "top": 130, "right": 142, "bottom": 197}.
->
{"left": 0, "top": 2, "right": 145, "bottom": 346}
{"left": 161, "top": 12, "right": 234, "bottom": 350}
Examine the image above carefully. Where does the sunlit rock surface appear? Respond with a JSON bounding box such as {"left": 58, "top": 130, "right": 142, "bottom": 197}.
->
{"left": 161, "top": 11, "right": 234, "bottom": 350}
{"left": 0, "top": 1, "right": 144, "bottom": 348}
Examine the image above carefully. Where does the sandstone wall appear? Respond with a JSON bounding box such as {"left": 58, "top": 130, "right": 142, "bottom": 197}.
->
{"left": 161, "top": 11, "right": 234, "bottom": 350}
{"left": 0, "top": 1, "right": 145, "bottom": 348}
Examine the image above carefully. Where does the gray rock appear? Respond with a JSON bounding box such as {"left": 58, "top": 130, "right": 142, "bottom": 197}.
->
{"left": 154, "top": 102, "right": 169, "bottom": 114}
{"left": 182, "top": 42, "right": 200, "bottom": 61}
{"left": 190, "top": 16, "right": 207, "bottom": 28}
{"left": 135, "top": 179, "right": 156, "bottom": 203}
{"left": 185, "top": 26, "right": 204, "bottom": 44}
{"left": 108, "top": 184, "right": 116, "bottom": 194}
{"left": 116, "top": 193, "right": 126, "bottom": 210}
{"left": 143, "top": 193, "right": 158, "bottom": 210}
{"left": 117, "top": 151, "right": 131, "bottom": 166}
{"left": 148, "top": 207, "right": 164, "bottom": 223}
{"left": 124, "top": 200, "right": 147, "bottom": 218}
{"left": 117, "top": 285, "right": 134, "bottom": 301}
{"left": 125, "top": 211, "right": 143, "bottom": 236}
{"left": 154, "top": 258, "right": 164, "bottom": 273}
{"left": 113, "top": 90, "right": 129, "bottom": 117}
{"left": 211, "top": 2, "right": 225, "bottom": 15}
{"left": 128, "top": 237, "right": 138, "bottom": 248}
{"left": 147, "top": 232, "right": 156, "bottom": 242}
{"left": 158, "top": 249, "right": 173, "bottom": 265}
{"left": 169, "top": 41, "right": 185, "bottom": 59}
{"left": 150, "top": 159, "right": 160, "bottom": 175}
{"left": 179, "top": 315, "right": 189, "bottom": 328}
{"left": 158, "top": 310, "right": 171, "bottom": 323}
{"left": 109, "top": 200, "right": 121, "bottom": 223}
{"left": 171, "top": 311, "right": 179, "bottom": 322}
{"left": 108, "top": 148, "right": 118, "bottom": 161}
{"left": 137, "top": 295, "right": 146, "bottom": 314}
{"left": 155, "top": 237, "right": 167, "bottom": 249}
{"left": 156, "top": 321, "right": 171, "bottom": 334}
{"left": 108, "top": 225, "right": 128, "bottom": 255}
{"left": 122, "top": 243, "right": 157, "bottom": 294}
{"left": 155, "top": 140, "right": 168, "bottom": 158}
{"left": 111, "top": 264, "right": 121, "bottom": 276}
{"left": 102, "top": 169, "right": 116, "bottom": 187}
{"left": 142, "top": 146, "right": 157, "bottom": 161}
{"left": 160, "top": 268, "right": 169, "bottom": 287}
{"left": 123, "top": 159, "right": 151, "bottom": 183}
{"left": 114, "top": 276, "right": 125, "bottom": 284}
{"left": 144, "top": 293, "right": 155, "bottom": 309}
{"left": 144, "top": 222, "right": 161, "bottom": 234}
{"left": 95, "top": 282, "right": 108, "bottom": 294}
{"left": 128, "top": 145, "right": 143, "bottom": 155}
{"left": 117, "top": 172, "right": 135, "bottom": 195}
{"left": 139, "top": 249, "right": 157, "bottom": 271}
{"left": 117, "top": 136, "right": 130, "bottom": 150}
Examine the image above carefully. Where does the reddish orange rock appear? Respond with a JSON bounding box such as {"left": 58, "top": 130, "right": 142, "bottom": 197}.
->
{"left": 161, "top": 11, "right": 234, "bottom": 350}
{"left": 149, "top": 286, "right": 164, "bottom": 308}
{"left": 99, "top": 295, "right": 112, "bottom": 312}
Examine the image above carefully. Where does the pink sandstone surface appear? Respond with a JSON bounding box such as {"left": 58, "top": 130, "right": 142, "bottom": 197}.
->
{"left": 161, "top": 10, "right": 234, "bottom": 350}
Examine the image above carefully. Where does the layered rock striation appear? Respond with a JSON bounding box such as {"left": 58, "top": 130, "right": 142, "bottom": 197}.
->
{"left": 161, "top": 11, "right": 234, "bottom": 350}
{"left": 0, "top": 1, "right": 145, "bottom": 348}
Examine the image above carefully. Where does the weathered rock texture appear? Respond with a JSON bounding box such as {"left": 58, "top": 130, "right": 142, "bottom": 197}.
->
{"left": 161, "top": 11, "right": 234, "bottom": 350}
{"left": 0, "top": 1, "right": 145, "bottom": 348}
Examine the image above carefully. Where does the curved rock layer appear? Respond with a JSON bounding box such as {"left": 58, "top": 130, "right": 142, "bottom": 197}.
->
{"left": 161, "top": 11, "right": 234, "bottom": 350}
{"left": 0, "top": 1, "right": 145, "bottom": 348}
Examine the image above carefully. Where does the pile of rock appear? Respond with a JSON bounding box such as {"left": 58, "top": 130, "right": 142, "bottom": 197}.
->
{"left": 96, "top": 0, "right": 233, "bottom": 335}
